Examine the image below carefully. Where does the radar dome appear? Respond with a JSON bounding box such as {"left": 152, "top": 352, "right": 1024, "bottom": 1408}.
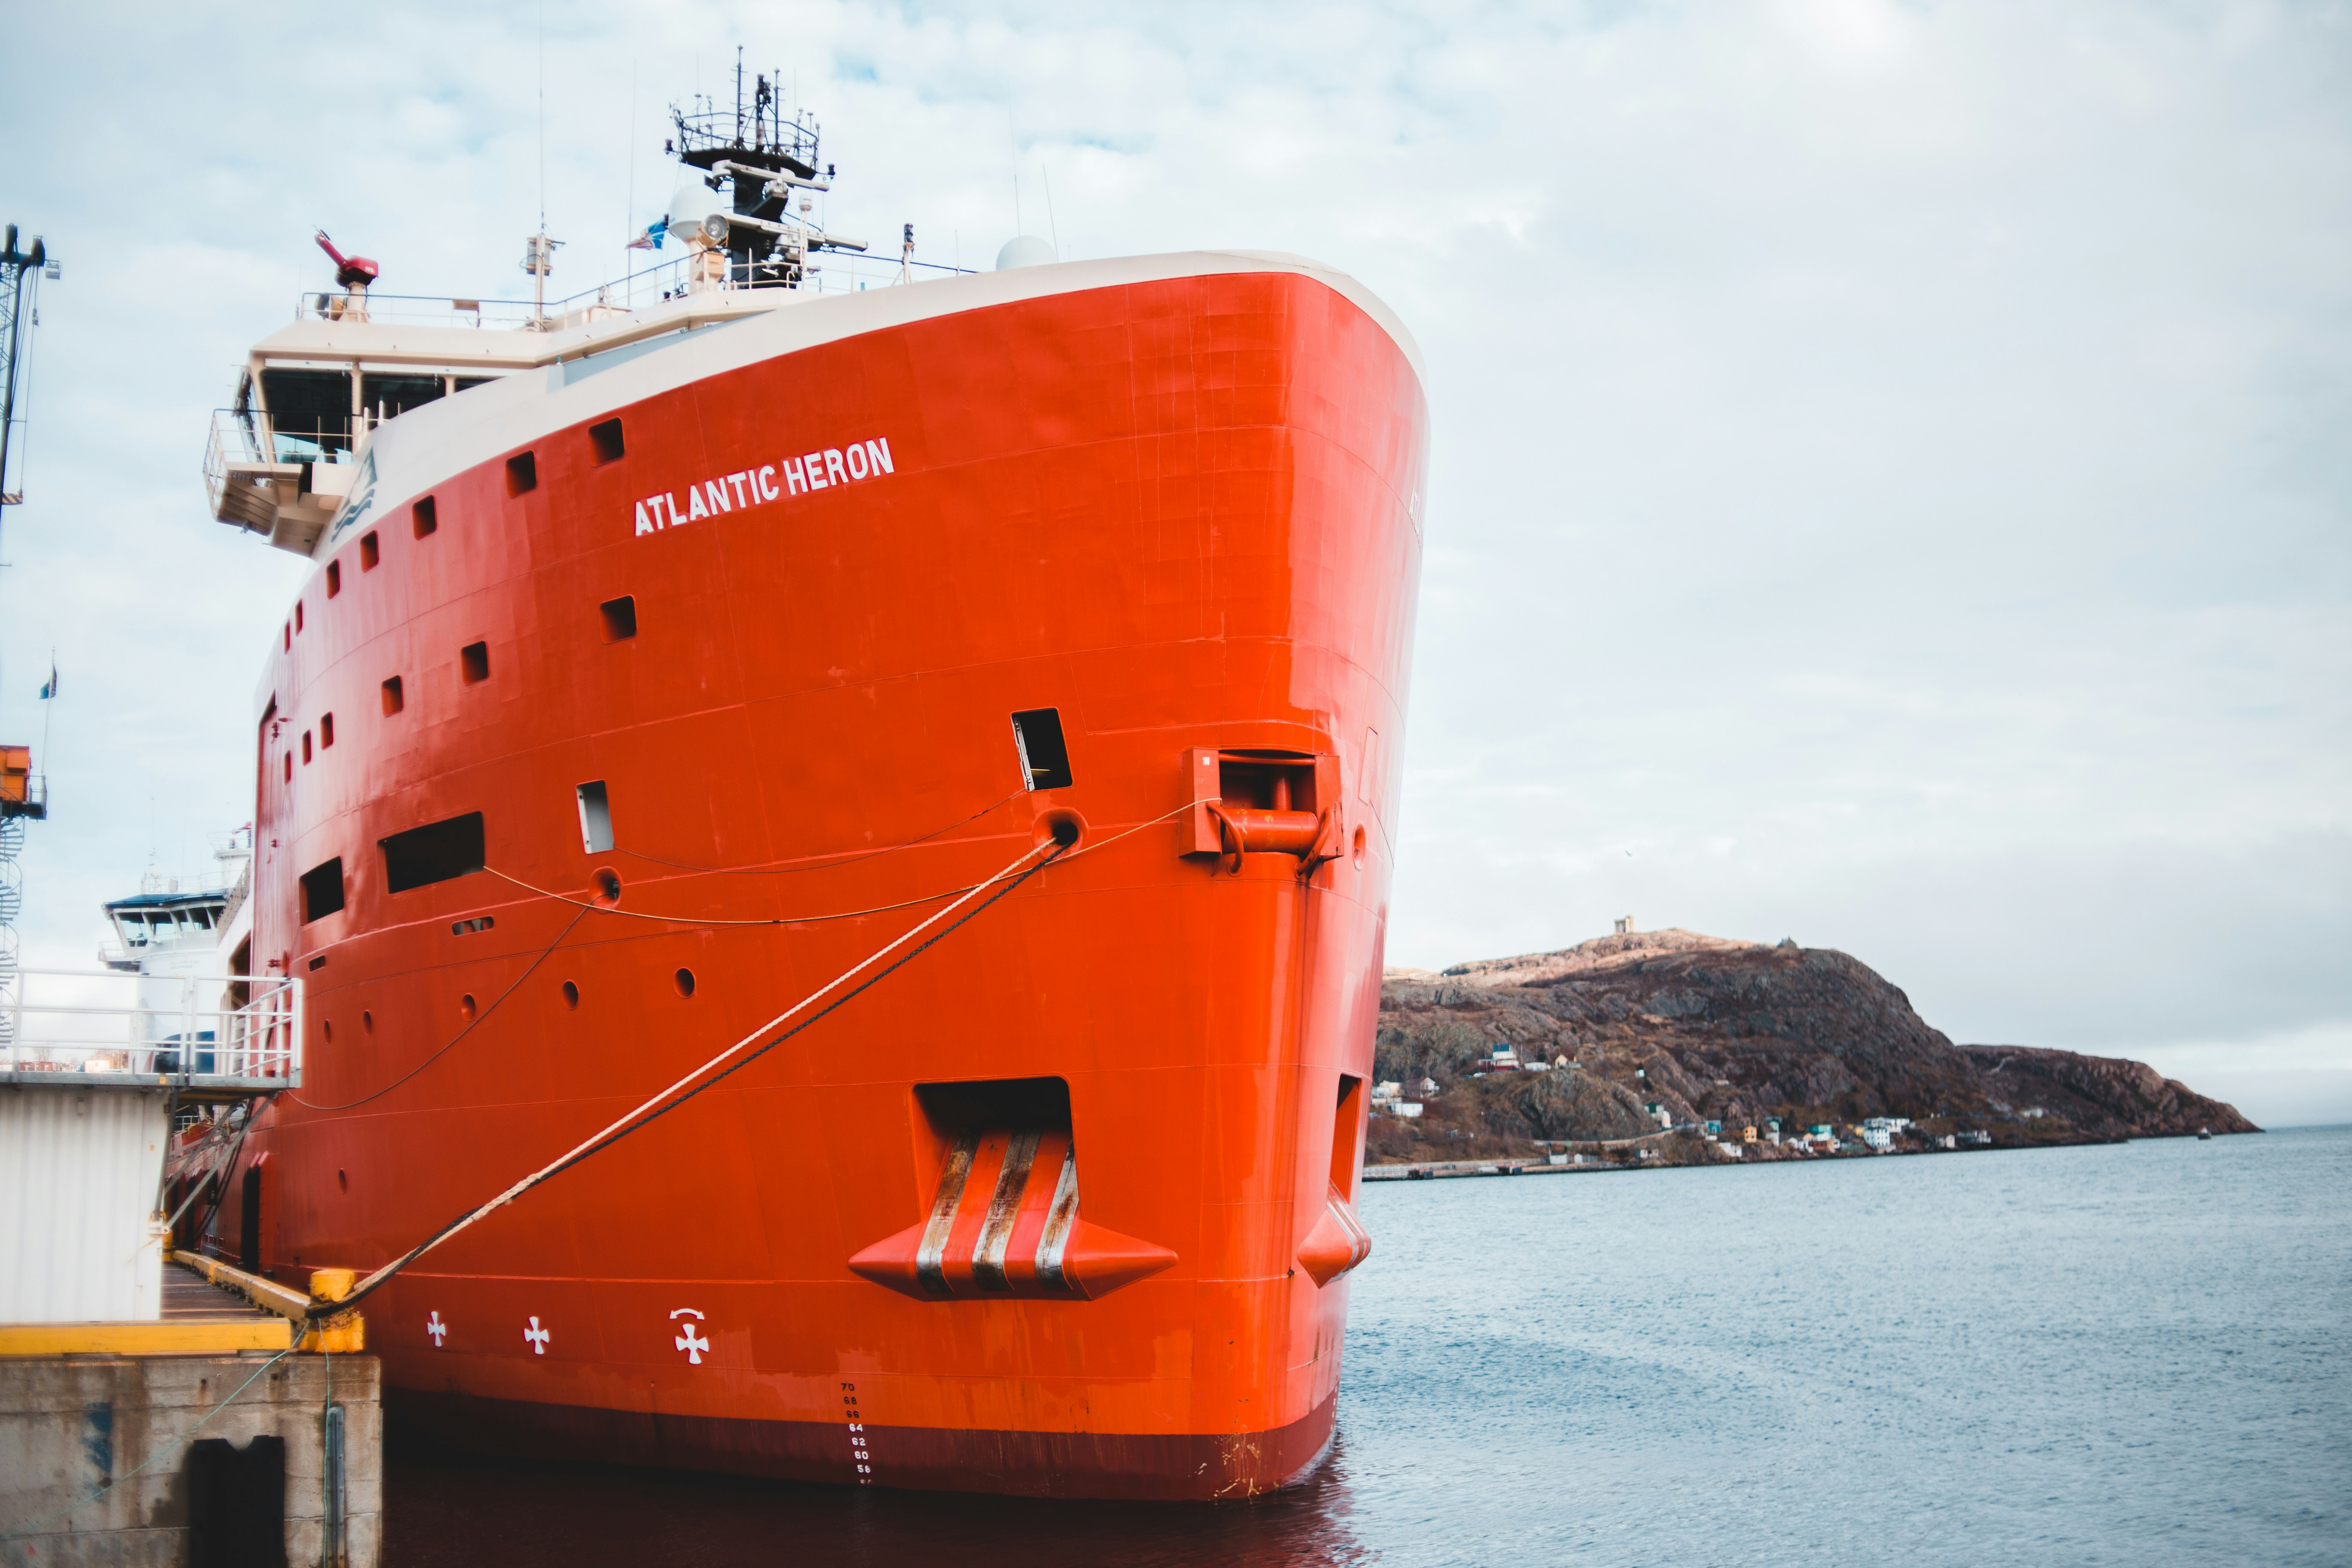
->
{"left": 667, "top": 181, "right": 732, "bottom": 247}
{"left": 995, "top": 235, "right": 1057, "bottom": 271}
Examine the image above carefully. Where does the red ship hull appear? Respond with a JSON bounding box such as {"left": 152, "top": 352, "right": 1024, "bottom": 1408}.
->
{"left": 208, "top": 257, "right": 1426, "bottom": 1499}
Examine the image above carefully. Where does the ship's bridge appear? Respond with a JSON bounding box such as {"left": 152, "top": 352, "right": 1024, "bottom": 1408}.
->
{"left": 206, "top": 228, "right": 949, "bottom": 558}
{"left": 202, "top": 277, "right": 786, "bottom": 558}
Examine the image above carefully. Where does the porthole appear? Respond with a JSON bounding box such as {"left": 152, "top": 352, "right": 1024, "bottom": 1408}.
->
{"left": 561, "top": 980, "right": 580, "bottom": 1010}
{"left": 674, "top": 968, "right": 697, "bottom": 1000}
{"left": 361, "top": 1009, "right": 374, "bottom": 1034}
{"left": 459, "top": 993, "right": 478, "bottom": 1021}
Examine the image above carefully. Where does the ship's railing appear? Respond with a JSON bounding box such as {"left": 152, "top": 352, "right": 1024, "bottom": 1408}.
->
{"left": 0, "top": 970, "right": 301, "bottom": 1093}
{"left": 290, "top": 250, "right": 980, "bottom": 331}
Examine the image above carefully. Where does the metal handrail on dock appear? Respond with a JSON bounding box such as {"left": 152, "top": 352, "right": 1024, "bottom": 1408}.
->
{"left": 0, "top": 969, "right": 300, "bottom": 1094}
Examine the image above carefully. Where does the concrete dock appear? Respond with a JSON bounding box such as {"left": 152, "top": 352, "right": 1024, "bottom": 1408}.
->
{"left": 0, "top": 1261, "right": 381, "bottom": 1566}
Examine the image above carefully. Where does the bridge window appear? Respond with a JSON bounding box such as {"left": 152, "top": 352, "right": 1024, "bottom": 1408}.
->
{"left": 259, "top": 368, "right": 355, "bottom": 462}
{"left": 360, "top": 372, "right": 446, "bottom": 421}
{"left": 380, "top": 812, "right": 485, "bottom": 894}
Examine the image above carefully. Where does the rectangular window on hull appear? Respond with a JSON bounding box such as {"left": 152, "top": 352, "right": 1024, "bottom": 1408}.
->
{"left": 299, "top": 858, "right": 345, "bottom": 922}
{"left": 381, "top": 677, "right": 404, "bottom": 715}
{"left": 380, "top": 812, "right": 486, "bottom": 894}
{"left": 460, "top": 641, "right": 489, "bottom": 684}
{"left": 413, "top": 497, "right": 438, "bottom": 538}
{"left": 360, "top": 532, "right": 379, "bottom": 570}
{"left": 506, "top": 452, "right": 537, "bottom": 496}
{"left": 1011, "top": 708, "right": 1074, "bottom": 792}
{"left": 600, "top": 596, "right": 637, "bottom": 642}
{"left": 576, "top": 781, "right": 615, "bottom": 854}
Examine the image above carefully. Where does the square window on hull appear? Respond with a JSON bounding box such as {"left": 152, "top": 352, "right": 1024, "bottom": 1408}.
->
{"left": 300, "top": 858, "right": 345, "bottom": 923}
{"left": 600, "top": 596, "right": 637, "bottom": 642}
{"left": 589, "top": 418, "right": 625, "bottom": 465}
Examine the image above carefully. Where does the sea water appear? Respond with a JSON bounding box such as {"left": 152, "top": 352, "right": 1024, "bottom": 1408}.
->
{"left": 388, "top": 1126, "right": 2351, "bottom": 1566}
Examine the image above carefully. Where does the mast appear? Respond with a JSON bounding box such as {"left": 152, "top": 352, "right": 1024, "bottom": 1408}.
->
{"left": 0, "top": 224, "right": 57, "bottom": 510}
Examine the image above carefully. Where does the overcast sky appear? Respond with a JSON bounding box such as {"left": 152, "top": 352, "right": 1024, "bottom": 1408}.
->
{"left": 1, "top": 0, "right": 2345, "bottom": 1124}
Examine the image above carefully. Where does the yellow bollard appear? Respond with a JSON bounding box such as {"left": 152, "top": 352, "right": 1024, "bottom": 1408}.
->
{"left": 301, "top": 1267, "right": 367, "bottom": 1354}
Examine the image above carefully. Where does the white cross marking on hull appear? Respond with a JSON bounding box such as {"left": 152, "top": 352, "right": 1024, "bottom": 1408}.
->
{"left": 675, "top": 1323, "right": 710, "bottom": 1364}
{"left": 524, "top": 1316, "right": 551, "bottom": 1354}
{"left": 426, "top": 1311, "right": 447, "bottom": 1347}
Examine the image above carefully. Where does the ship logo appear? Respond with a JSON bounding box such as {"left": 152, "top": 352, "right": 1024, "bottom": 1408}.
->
{"left": 634, "top": 437, "right": 895, "bottom": 537}
{"left": 327, "top": 448, "right": 379, "bottom": 543}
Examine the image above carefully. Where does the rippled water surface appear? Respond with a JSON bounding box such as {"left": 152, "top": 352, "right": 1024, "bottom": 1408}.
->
{"left": 389, "top": 1127, "right": 2351, "bottom": 1566}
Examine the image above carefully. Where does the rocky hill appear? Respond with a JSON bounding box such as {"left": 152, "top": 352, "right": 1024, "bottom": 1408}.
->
{"left": 1371, "top": 930, "right": 2256, "bottom": 1166}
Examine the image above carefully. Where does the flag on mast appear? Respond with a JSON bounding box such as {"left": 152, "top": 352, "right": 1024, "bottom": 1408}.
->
{"left": 38, "top": 662, "right": 57, "bottom": 700}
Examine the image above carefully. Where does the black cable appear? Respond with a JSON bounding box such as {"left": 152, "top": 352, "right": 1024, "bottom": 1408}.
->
{"left": 287, "top": 904, "right": 590, "bottom": 1113}
{"left": 316, "top": 843, "right": 1064, "bottom": 1322}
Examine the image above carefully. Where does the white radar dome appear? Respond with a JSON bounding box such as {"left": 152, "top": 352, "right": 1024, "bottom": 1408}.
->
{"left": 995, "top": 235, "right": 1057, "bottom": 271}
{"left": 667, "top": 181, "right": 732, "bottom": 246}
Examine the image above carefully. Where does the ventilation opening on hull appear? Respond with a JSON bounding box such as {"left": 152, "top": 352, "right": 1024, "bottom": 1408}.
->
{"left": 299, "top": 858, "right": 344, "bottom": 923}
{"left": 846, "top": 1078, "right": 1175, "bottom": 1304}
{"left": 576, "top": 781, "right": 615, "bottom": 853}
{"left": 380, "top": 812, "right": 485, "bottom": 894}
{"left": 1010, "top": 708, "right": 1073, "bottom": 792}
